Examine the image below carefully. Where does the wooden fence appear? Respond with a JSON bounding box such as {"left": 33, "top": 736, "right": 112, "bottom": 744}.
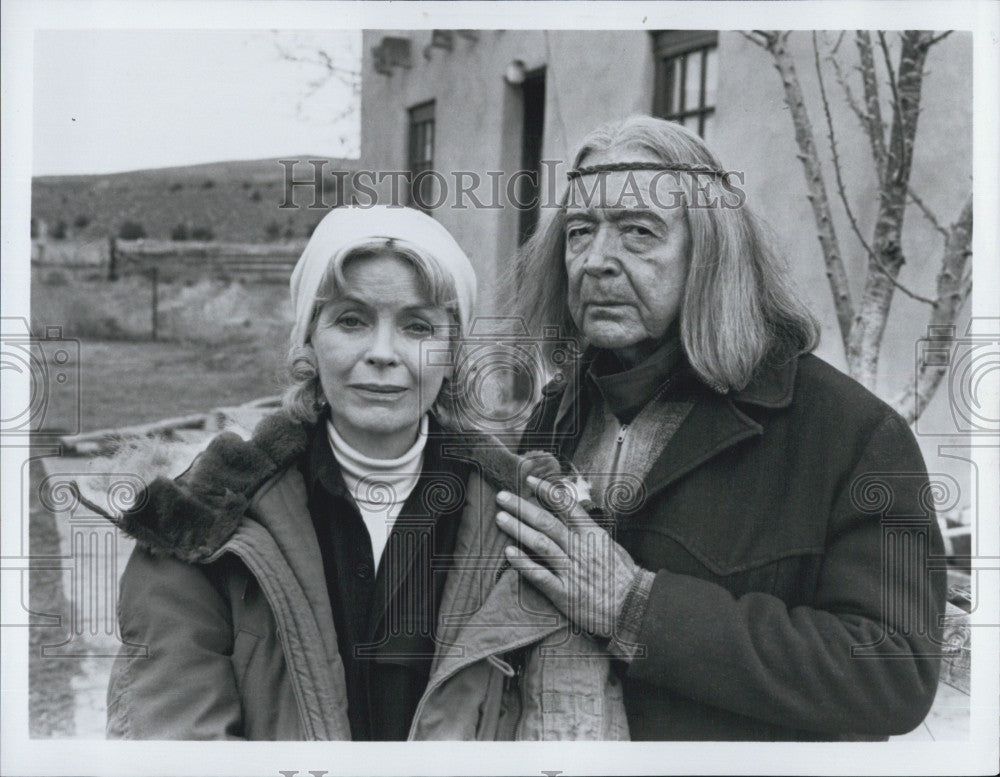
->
{"left": 110, "top": 238, "right": 307, "bottom": 283}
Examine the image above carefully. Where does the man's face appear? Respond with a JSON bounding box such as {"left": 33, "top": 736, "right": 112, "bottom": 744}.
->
{"left": 564, "top": 148, "right": 690, "bottom": 358}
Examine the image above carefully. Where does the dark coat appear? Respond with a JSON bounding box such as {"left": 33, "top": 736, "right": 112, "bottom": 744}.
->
{"left": 519, "top": 352, "right": 946, "bottom": 741}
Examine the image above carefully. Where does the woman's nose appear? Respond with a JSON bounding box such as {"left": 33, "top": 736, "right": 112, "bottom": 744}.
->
{"left": 364, "top": 323, "right": 400, "bottom": 366}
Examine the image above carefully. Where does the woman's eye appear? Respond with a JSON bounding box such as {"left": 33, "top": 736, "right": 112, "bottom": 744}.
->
{"left": 404, "top": 320, "right": 433, "bottom": 336}
{"left": 336, "top": 314, "right": 365, "bottom": 329}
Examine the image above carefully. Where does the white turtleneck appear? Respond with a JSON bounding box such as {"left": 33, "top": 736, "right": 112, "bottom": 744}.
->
{"left": 326, "top": 416, "right": 428, "bottom": 567}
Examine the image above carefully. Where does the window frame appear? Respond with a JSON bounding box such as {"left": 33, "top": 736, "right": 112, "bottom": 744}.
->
{"left": 407, "top": 100, "right": 436, "bottom": 211}
{"left": 651, "top": 30, "right": 719, "bottom": 138}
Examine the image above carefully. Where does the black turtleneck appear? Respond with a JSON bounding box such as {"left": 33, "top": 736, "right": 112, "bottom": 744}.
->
{"left": 586, "top": 335, "right": 682, "bottom": 425}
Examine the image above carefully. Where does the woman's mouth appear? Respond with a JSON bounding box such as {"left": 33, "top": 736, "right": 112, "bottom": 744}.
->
{"left": 350, "top": 383, "right": 408, "bottom": 396}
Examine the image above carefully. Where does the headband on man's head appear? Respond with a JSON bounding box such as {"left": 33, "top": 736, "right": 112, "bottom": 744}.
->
{"left": 566, "top": 161, "right": 728, "bottom": 180}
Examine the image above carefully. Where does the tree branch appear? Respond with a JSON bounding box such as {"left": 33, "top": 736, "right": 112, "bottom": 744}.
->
{"left": 907, "top": 186, "right": 950, "bottom": 239}
{"left": 877, "top": 31, "right": 908, "bottom": 187}
{"left": 753, "top": 31, "right": 854, "bottom": 345}
{"left": 893, "top": 196, "right": 973, "bottom": 423}
{"left": 813, "top": 34, "right": 936, "bottom": 309}
{"left": 828, "top": 51, "right": 867, "bottom": 126}
{"left": 924, "top": 31, "right": 953, "bottom": 49}
{"left": 830, "top": 30, "right": 847, "bottom": 55}
{"left": 847, "top": 31, "right": 935, "bottom": 388}
{"left": 855, "top": 31, "right": 888, "bottom": 183}
{"left": 740, "top": 30, "right": 777, "bottom": 49}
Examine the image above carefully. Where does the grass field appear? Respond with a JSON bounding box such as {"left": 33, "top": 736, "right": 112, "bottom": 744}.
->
{"left": 47, "top": 339, "right": 288, "bottom": 433}
{"left": 31, "top": 274, "right": 293, "bottom": 432}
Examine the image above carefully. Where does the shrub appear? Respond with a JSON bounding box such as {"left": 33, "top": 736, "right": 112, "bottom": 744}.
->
{"left": 242, "top": 181, "right": 252, "bottom": 190}
{"left": 250, "top": 190, "right": 262, "bottom": 202}
{"left": 44, "top": 269, "right": 70, "bottom": 285}
{"left": 74, "top": 214, "right": 91, "bottom": 229}
{"left": 50, "top": 220, "right": 68, "bottom": 240}
{"left": 169, "top": 182, "right": 183, "bottom": 192}
{"left": 264, "top": 221, "right": 281, "bottom": 241}
{"left": 171, "top": 223, "right": 189, "bottom": 241}
{"left": 202, "top": 179, "right": 216, "bottom": 189}
{"left": 190, "top": 225, "right": 215, "bottom": 241}
{"left": 118, "top": 220, "right": 146, "bottom": 240}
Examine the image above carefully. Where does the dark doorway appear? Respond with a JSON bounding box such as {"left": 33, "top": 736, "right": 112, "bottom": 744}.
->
{"left": 517, "top": 69, "right": 546, "bottom": 245}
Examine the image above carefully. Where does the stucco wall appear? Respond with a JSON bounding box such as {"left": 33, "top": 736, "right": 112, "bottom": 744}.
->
{"left": 361, "top": 30, "right": 655, "bottom": 315}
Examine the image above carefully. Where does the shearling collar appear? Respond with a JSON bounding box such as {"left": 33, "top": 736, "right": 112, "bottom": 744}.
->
{"left": 102, "top": 411, "right": 533, "bottom": 565}
{"left": 110, "top": 412, "right": 311, "bottom": 563}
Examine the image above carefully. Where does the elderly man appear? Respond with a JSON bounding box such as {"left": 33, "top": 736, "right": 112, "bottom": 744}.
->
{"left": 493, "top": 115, "right": 945, "bottom": 740}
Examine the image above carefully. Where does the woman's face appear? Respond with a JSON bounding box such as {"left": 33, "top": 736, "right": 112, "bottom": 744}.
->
{"left": 312, "top": 252, "right": 453, "bottom": 459}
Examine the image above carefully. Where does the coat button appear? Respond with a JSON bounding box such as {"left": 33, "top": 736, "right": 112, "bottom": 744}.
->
{"left": 356, "top": 562, "right": 372, "bottom": 579}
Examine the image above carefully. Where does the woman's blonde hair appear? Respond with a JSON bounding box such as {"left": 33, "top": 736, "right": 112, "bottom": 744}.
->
{"left": 505, "top": 115, "right": 819, "bottom": 392}
{"left": 281, "top": 239, "right": 463, "bottom": 424}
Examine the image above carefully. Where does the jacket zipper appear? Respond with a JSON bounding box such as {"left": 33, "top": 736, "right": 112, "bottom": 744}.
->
{"left": 509, "top": 655, "right": 528, "bottom": 740}
{"left": 610, "top": 423, "right": 628, "bottom": 483}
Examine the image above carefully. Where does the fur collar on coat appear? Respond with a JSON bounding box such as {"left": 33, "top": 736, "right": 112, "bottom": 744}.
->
{"left": 109, "top": 413, "right": 311, "bottom": 563}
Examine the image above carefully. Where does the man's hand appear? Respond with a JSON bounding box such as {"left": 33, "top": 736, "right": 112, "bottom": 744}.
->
{"left": 495, "top": 475, "right": 640, "bottom": 639}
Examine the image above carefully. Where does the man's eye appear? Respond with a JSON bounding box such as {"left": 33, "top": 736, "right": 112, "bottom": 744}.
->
{"left": 622, "top": 224, "right": 655, "bottom": 238}
{"left": 566, "top": 225, "right": 594, "bottom": 252}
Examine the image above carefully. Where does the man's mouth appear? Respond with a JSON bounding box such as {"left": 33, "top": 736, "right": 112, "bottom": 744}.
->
{"left": 585, "top": 300, "right": 631, "bottom": 310}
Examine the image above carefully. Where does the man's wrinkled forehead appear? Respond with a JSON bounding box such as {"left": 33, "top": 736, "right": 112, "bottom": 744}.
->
{"left": 564, "top": 167, "right": 691, "bottom": 212}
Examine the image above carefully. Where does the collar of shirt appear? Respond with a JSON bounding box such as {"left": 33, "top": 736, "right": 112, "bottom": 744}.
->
{"left": 586, "top": 336, "right": 683, "bottom": 424}
{"left": 304, "top": 412, "right": 458, "bottom": 508}
{"left": 326, "top": 415, "right": 428, "bottom": 511}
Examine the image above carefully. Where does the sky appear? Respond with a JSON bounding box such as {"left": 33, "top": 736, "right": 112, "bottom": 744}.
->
{"left": 32, "top": 29, "right": 361, "bottom": 176}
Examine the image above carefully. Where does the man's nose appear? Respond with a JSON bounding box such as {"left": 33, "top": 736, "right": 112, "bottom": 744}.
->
{"left": 582, "top": 225, "right": 621, "bottom": 277}
{"left": 364, "top": 322, "right": 400, "bottom": 366}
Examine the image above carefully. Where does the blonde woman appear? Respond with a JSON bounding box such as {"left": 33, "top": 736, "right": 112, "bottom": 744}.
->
{"left": 106, "top": 206, "right": 479, "bottom": 739}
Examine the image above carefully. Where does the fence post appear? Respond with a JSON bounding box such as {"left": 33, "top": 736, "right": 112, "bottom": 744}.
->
{"left": 108, "top": 236, "right": 119, "bottom": 280}
{"left": 150, "top": 267, "right": 159, "bottom": 341}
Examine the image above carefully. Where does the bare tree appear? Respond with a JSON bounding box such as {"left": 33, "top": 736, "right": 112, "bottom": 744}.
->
{"left": 273, "top": 32, "right": 362, "bottom": 155}
{"left": 743, "top": 30, "right": 972, "bottom": 424}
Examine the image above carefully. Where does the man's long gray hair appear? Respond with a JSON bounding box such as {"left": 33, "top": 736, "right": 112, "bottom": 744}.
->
{"left": 505, "top": 115, "right": 819, "bottom": 393}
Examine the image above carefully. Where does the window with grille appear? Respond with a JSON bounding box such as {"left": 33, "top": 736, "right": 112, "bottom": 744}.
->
{"left": 652, "top": 31, "right": 718, "bottom": 142}
{"left": 408, "top": 101, "right": 436, "bottom": 211}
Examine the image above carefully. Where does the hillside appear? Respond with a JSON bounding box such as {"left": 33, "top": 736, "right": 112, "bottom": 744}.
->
{"left": 32, "top": 156, "right": 360, "bottom": 244}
